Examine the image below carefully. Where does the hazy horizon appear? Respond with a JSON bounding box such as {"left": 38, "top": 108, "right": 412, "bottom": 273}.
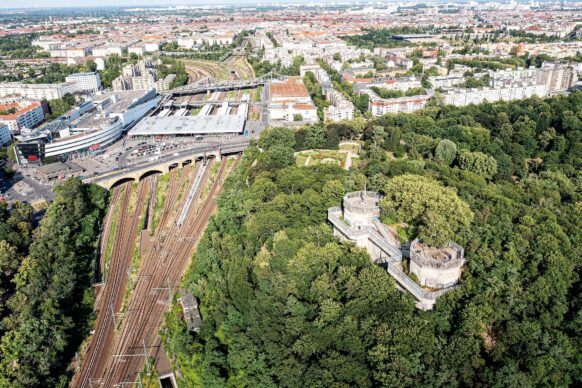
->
{"left": 0, "top": 0, "right": 475, "bottom": 11}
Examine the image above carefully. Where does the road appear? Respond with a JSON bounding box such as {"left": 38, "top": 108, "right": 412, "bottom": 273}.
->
{"left": 87, "top": 139, "right": 249, "bottom": 185}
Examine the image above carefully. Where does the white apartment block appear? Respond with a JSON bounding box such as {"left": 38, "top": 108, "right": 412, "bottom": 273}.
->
{"left": 155, "top": 74, "right": 176, "bottom": 92}
{"left": 0, "top": 82, "right": 77, "bottom": 100}
{"left": 359, "top": 76, "right": 422, "bottom": 92}
{"left": 299, "top": 64, "right": 354, "bottom": 122}
{"left": 0, "top": 101, "right": 45, "bottom": 134}
{"left": 128, "top": 46, "right": 146, "bottom": 56}
{"left": 429, "top": 75, "right": 465, "bottom": 88}
{"left": 144, "top": 43, "right": 160, "bottom": 52}
{"left": 92, "top": 46, "right": 124, "bottom": 57}
{"left": 367, "top": 91, "right": 431, "bottom": 116}
{"left": 49, "top": 48, "right": 90, "bottom": 58}
{"left": 536, "top": 63, "right": 577, "bottom": 92}
{"left": 324, "top": 100, "right": 354, "bottom": 122}
{"left": 65, "top": 72, "right": 101, "bottom": 93}
{"left": 441, "top": 83, "right": 548, "bottom": 107}
{"left": 0, "top": 123, "right": 12, "bottom": 146}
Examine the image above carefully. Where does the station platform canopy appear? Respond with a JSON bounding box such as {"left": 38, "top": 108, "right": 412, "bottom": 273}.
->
{"left": 128, "top": 115, "right": 245, "bottom": 137}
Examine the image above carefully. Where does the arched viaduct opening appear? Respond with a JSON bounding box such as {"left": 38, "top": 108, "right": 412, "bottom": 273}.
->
{"left": 109, "top": 177, "right": 136, "bottom": 190}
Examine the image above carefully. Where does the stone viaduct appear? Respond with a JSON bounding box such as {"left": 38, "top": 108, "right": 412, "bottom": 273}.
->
{"left": 85, "top": 143, "right": 246, "bottom": 190}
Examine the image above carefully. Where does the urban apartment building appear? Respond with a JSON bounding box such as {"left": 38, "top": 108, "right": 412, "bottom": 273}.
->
{"left": 324, "top": 90, "right": 354, "bottom": 122}
{"left": 112, "top": 59, "right": 174, "bottom": 92}
{"left": 0, "top": 123, "right": 11, "bottom": 146}
{"left": 0, "top": 82, "right": 78, "bottom": 100}
{"left": 441, "top": 83, "right": 547, "bottom": 106}
{"left": 300, "top": 64, "right": 354, "bottom": 123}
{"left": 65, "top": 72, "right": 102, "bottom": 93}
{"left": 268, "top": 77, "right": 318, "bottom": 122}
{"left": 364, "top": 89, "right": 431, "bottom": 116}
{"left": 0, "top": 101, "right": 45, "bottom": 134}
{"left": 536, "top": 63, "right": 577, "bottom": 92}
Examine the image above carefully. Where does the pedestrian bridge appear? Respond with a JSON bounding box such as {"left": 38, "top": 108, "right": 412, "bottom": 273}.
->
{"left": 171, "top": 78, "right": 268, "bottom": 96}
{"left": 86, "top": 143, "right": 246, "bottom": 190}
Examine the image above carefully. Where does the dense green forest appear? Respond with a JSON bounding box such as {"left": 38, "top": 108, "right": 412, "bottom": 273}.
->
{"left": 163, "top": 92, "right": 581, "bottom": 386}
{"left": 0, "top": 34, "right": 48, "bottom": 59}
{"left": 340, "top": 28, "right": 430, "bottom": 49}
{"left": 0, "top": 179, "right": 108, "bottom": 387}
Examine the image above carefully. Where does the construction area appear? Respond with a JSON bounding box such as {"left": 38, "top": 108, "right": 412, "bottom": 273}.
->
{"left": 71, "top": 155, "right": 240, "bottom": 388}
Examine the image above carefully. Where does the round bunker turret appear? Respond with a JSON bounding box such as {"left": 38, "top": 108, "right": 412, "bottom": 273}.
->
{"left": 409, "top": 239, "right": 465, "bottom": 289}
{"left": 342, "top": 191, "right": 381, "bottom": 228}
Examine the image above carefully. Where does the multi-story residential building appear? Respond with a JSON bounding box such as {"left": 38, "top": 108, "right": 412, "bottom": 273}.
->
{"left": 155, "top": 74, "right": 176, "bottom": 92}
{"left": 0, "top": 101, "right": 45, "bottom": 134}
{"left": 536, "top": 63, "right": 577, "bottom": 92}
{"left": 268, "top": 77, "right": 318, "bottom": 122}
{"left": 299, "top": 64, "right": 354, "bottom": 123}
{"left": 324, "top": 98, "right": 355, "bottom": 122}
{"left": 366, "top": 90, "right": 432, "bottom": 116}
{"left": 0, "top": 123, "right": 11, "bottom": 146}
{"left": 354, "top": 76, "right": 422, "bottom": 93}
{"left": 429, "top": 74, "right": 465, "bottom": 89}
{"left": 144, "top": 43, "right": 160, "bottom": 53}
{"left": 49, "top": 48, "right": 90, "bottom": 59}
{"left": 112, "top": 59, "right": 162, "bottom": 92}
{"left": 128, "top": 46, "right": 146, "bottom": 56}
{"left": 441, "top": 83, "right": 547, "bottom": 106}
{"left": 92, "top": 45, "right": 124, "bottom": 57}
{"left": 65, "top": 72, "right": 102, "bottom": 93}
{"left": 0, "top": 82, "right": 78, "bottom": 100}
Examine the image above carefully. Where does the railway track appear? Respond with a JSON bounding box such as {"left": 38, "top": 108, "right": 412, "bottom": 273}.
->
{"left": 72, "top": 178, "right": 153, "bottom": 388}
{"left": 97, "top": 157, "right": 236, "bottom": 386}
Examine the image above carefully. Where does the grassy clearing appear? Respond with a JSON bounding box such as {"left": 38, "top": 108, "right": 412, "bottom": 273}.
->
{"left": 197, "top": 161, "right": 220, "bottom": 206}
{"left": 150, "top": 173, "right": 170, "bottom": 236}
{"left": 191, "top": 107, "right": 202, "bottom": 116}
{"left": 295, "top": 149, "right": 348, "bottom": 168}
{"left": 229, "top": 56, "right": 255, "bottom": 80}
{"left": 103, "top": 199, "right": 121, "bottom": 282}
{"left": 120, "top": 193, "right": 149, "bottom": 316}
{"left": 253, "top": 86, "right": 263, "bottom": 102}
{"left": 339, "top": 142, "right": 361, "bottom": 152}
{"left": 175, "top": 166, "right": 191, "bottom": 205}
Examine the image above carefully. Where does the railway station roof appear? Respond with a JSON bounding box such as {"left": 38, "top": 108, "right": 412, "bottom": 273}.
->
{"left": 128, "top": 114, "right": 245, "bottom": 136}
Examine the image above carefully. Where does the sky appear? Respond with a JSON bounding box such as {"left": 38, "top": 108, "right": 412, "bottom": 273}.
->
{"left": 1, "top": 0, "right": 258, "bottom": 9}
{"left": 2, "top": 0, "right": 340, "bottom": 9}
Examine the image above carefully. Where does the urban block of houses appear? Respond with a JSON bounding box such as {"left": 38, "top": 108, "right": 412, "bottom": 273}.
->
{"left": 363, "top": 88, "right": 432, "bottom": 116}
{"left": 300, "top": 64, "right": 355, "bottom": 122}
{"left": 0, "top": 101, "right": 45, "bottom": 134}
{"left": 268, "top": 77, "right": 318, "bottom": 122}
{"left": 112, "top": 59, "right": 175, "bottom": 93}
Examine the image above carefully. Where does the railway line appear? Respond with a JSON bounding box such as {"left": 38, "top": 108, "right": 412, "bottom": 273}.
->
{"left": 72, "top": 155, "right": 238, "bottom": 387}
{"left": 73, "top": 177, "right": 153, "bottom": 388}
{"left": 99, "top": 157, "right": 233, "bottom": 386}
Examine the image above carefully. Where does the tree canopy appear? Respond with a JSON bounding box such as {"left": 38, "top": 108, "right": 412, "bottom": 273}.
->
{"left": 380, "top": 174, "right": 474, "bottom": 246}
{"left": 163, "top": 91, "right": 582, "bottom": 387}
{"left": 0, "top": 179, "right": 108, "bottom": 387}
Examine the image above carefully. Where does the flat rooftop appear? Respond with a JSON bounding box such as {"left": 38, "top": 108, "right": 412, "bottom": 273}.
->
{"left": 269, "top": 77, "right": 310, "bottom": 100}
{"left": 128, "top": 115, "right": 245, "bottom": 136}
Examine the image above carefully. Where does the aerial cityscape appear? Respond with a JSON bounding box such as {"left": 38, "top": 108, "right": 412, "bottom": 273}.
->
{"left": 0, "top": 1, "right": 580, "bottom": 387}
